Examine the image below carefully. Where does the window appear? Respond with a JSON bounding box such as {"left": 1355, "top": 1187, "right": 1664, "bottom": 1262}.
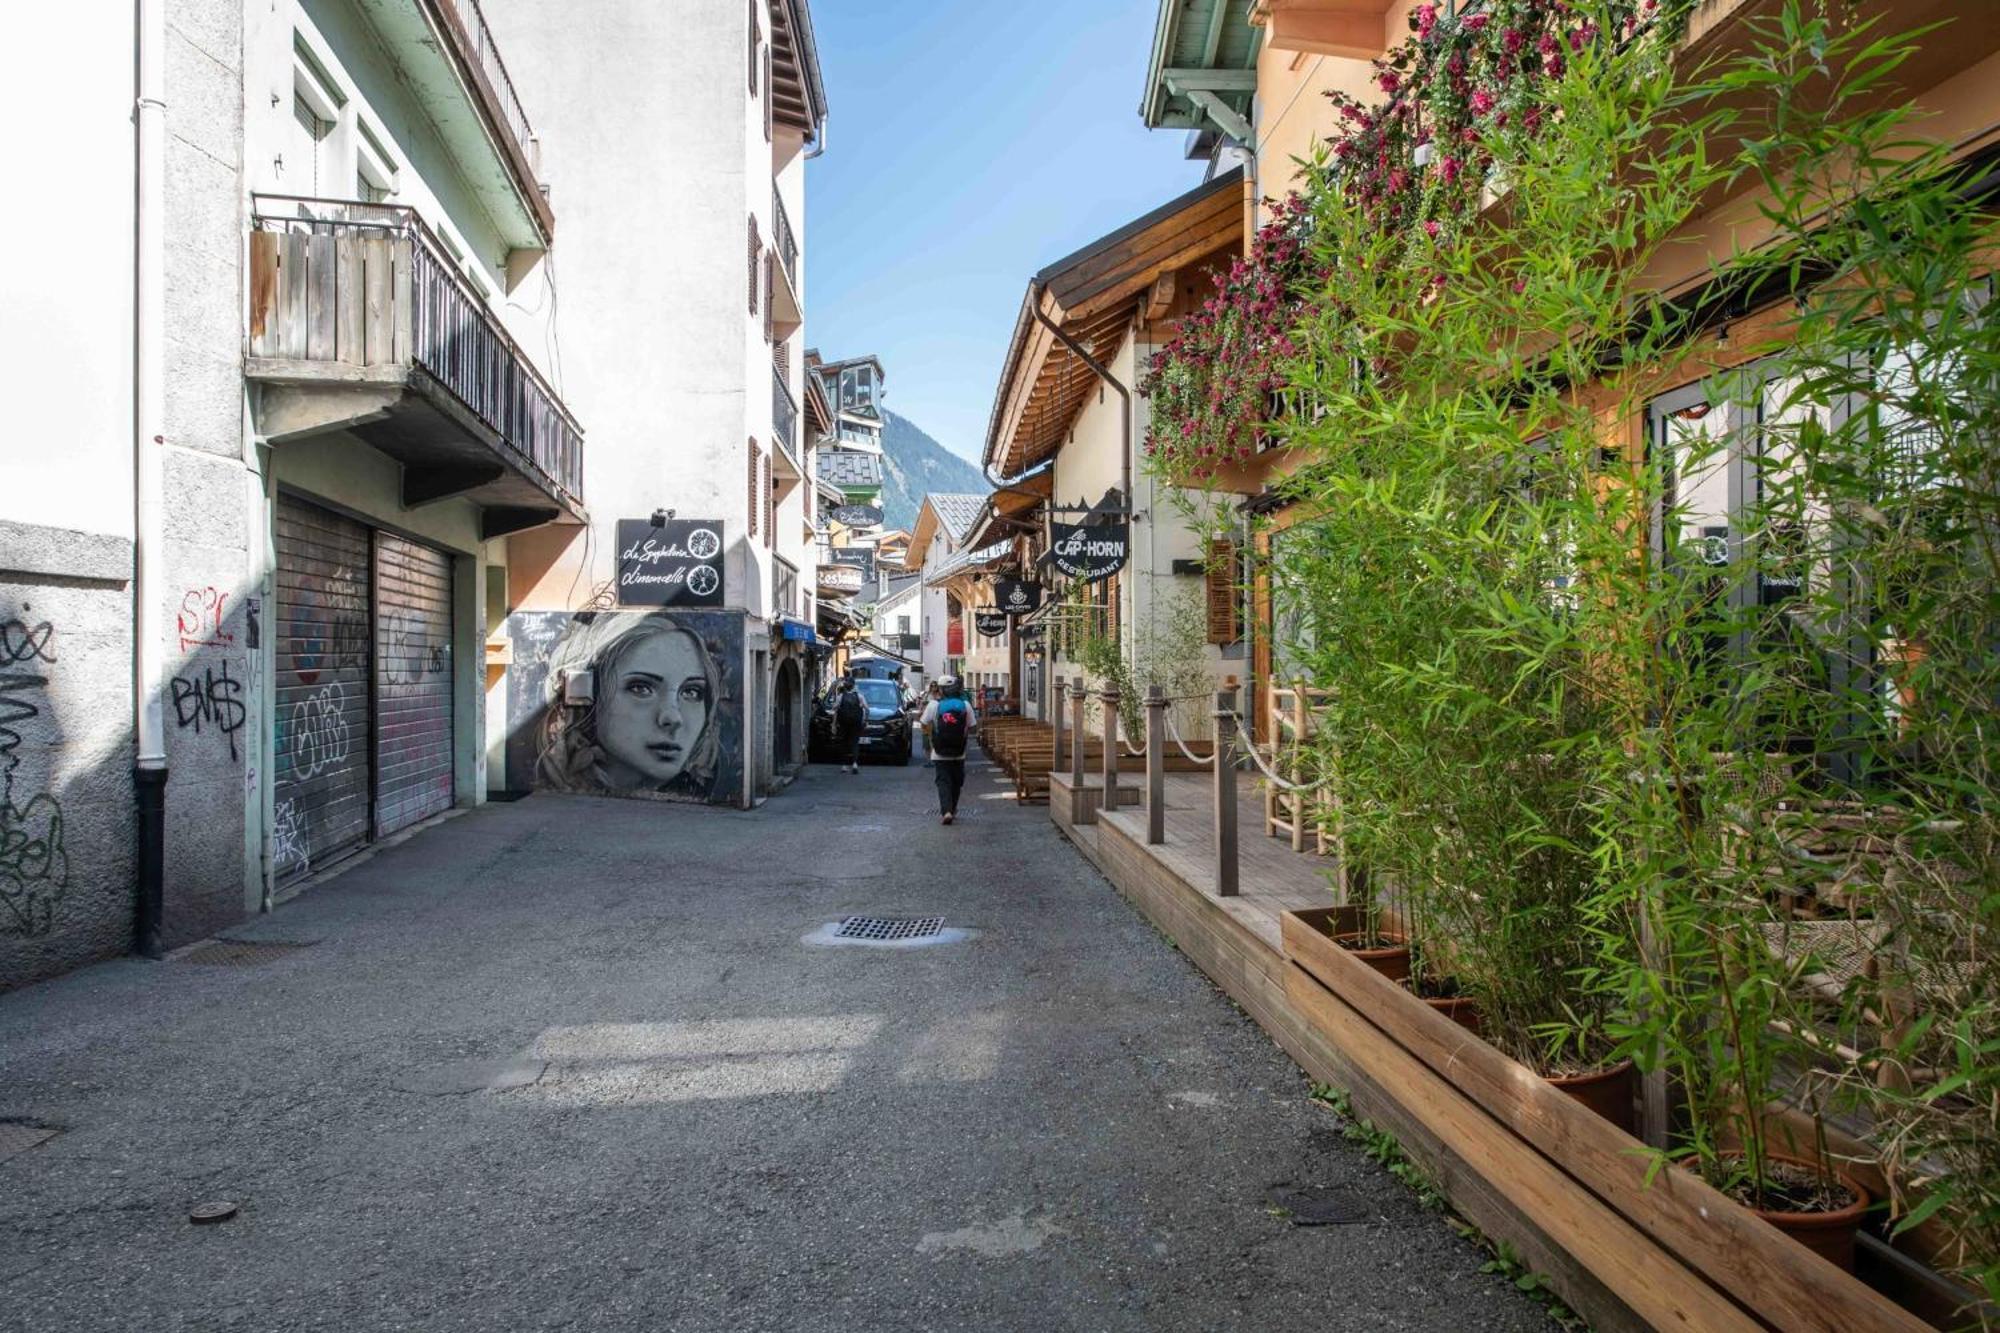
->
{"left": 897, "top": 615, "right": 910, "bottom": 634}
{"left": 747, "top": 439, "right": 761, "bottom": 540}
{"left": 288, "top": 39, "right": 344, "bottom": 196}
{"left": 763, "top": 47, "right": 774, "bottom": 142}
{"left": 355, "top": 119, "right": 397, "bottom": 204}
{"left": 748, "top": 0, "right": 761, "bottom": 93}
{"left": 1205, "top": 538, "right": 1240, "bottom": 644}
{"left": 748, "top": 217, "right": 762, "bottom": 316}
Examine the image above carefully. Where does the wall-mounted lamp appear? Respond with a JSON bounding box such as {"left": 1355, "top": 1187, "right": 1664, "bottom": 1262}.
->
{"left": 650, "top": 508, "right": 674, "bottom": 528}
{"left": 1715, "top": 323, "right": 1731, "bottom": 351}
{"left": 1413, "top": 142, "right": 1435, "bottom": 168}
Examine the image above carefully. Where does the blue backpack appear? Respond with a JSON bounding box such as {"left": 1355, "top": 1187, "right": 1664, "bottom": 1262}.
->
{"left": 932, "top": 698, "right": 971, "bottom": 758}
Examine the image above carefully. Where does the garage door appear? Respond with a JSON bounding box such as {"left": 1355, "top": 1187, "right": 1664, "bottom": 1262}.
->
{"left": 373, "top": 532, "right": 454, "bottom": 837}
{"left": 274, "top": 496, "right": 372, "bottom": 882}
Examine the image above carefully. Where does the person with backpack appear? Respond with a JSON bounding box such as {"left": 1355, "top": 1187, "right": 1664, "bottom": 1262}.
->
{"left": 920, "top": 680, "right": 941, "bottom": 767}
{"left": 920, "top": 675, "right": 977, "bottom": 824}
{"left": 833, "top": 677, "right": 867, "bottom": 774}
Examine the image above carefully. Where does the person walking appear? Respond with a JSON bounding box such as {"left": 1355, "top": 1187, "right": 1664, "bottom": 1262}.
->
{"left": 921, "top": 680, "right": 941, "bottom": 767}
{"left": 833, "top": 677, "right": 866, "bottom": 774}
{"left": 920, "top": 675, "right": 976, "bottom": 824}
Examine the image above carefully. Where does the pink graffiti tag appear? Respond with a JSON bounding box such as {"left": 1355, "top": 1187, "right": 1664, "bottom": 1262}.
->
{"left": 177, "top": 587, "right": 234, "bottom": 653}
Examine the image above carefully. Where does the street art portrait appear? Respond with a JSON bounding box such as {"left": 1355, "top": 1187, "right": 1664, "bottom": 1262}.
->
{"left": 510, "top": 609, "right": 745, "bottom": 805}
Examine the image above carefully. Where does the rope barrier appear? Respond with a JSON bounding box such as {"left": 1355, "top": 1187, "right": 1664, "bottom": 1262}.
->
{"left": 1229, "top": 712, "right": 1318, "bottom": 793}
{"left": 1163, "top": 710, "right": 1216, "bottom": 767}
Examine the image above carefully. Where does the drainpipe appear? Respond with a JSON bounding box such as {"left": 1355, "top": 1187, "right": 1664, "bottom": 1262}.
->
{"left": 133, "top": 0, "right": 169, "bottom": 959}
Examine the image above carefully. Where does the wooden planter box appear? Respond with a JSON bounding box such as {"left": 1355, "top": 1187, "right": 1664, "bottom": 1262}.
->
{"left": 1281, "top": 907, "right": 1929, "bottom": 1333}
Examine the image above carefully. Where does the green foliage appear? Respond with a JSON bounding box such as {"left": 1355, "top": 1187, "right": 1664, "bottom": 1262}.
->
{"left": 1258, "top": 0, "right": 2000, "bottom": 1302}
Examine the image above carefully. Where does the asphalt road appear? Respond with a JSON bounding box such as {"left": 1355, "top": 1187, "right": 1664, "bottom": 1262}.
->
{"left": 0, "top": 755, "right": 1550, "bottom": 1331}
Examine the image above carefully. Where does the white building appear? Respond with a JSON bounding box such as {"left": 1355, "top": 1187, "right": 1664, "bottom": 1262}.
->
{"left": 2, "top": 0, "right": 585, "bottom": 989}
{"left": 481, "top": 0, "right": 829, "bottom": 803}
{"left": 908, "top": 494, "right": 986, "bottom": 682}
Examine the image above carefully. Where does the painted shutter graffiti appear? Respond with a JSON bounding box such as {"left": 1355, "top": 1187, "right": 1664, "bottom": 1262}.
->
{"left": 373, "top": 532, "right": 454, "bottom": 838}
{"left": 274, "top": 496, "right": 371, "bottom": 882}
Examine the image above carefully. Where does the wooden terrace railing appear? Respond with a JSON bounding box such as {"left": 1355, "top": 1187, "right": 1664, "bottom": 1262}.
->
{"left": 249, "top": 198, "right": 584, "bottom": 506}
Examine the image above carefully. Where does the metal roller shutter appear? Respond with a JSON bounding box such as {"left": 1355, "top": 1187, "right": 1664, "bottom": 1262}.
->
{"left": 373, "top": 532, "right": 454, "bottom": 837}
{"left": 274, "top": 496, "right": 373, "bottom": 882}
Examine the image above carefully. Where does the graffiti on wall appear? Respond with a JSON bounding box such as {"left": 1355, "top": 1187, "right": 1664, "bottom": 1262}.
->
{"left": 1, "top": 609, "right": 67, "bottom": 938}
{"left": 272, "top": 797, "right": 308, "bottom": 878}
{"left": 170, "top": 660, "right": 247, "bottom": 761}
{"left": 289, "top": 569, "right": 367, "bottom": 686}
{"left": 506, "top": 610, "right": 744, "bottom": 805}
{"left": 290, "top": 683, "right": 352, "bottom": 780}
{"left": 176, "top": 586, "right": 235, "bottom": 653}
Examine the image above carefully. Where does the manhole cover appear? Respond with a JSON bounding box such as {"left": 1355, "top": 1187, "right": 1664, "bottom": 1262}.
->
{"left": 0, "top": 1119, "right": 60, "bottom": 1164}
{"left": 835, "top": 915, "right": 945, "bottom": 942}
{"left": 177, "top": 940, "right": 312, "bottom": 968}
{"left": 1269, "top": 1185, "right": 1372, "bottom": 1227}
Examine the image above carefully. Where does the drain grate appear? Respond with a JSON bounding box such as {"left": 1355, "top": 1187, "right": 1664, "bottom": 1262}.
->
{"left": 177, "top": 939, "right": 313, "bottom": 968}
{"left": 0, "top": 1119, "right": 60, "bottom": 1165}
{"left": 835, "top": 915, "right": 945, "bottom": 942}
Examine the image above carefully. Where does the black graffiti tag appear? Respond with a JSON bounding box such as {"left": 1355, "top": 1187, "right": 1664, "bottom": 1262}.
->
{"left": 0, "top": 620, "right": 55, "bottom": 665}
{"left": 170, "top": 660, "right": 247, "bottom": 762}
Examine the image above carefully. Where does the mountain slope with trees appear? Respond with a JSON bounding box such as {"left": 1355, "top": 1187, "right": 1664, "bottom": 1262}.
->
{"left": 878, "top": 408, "right": 985, "bottom": 532}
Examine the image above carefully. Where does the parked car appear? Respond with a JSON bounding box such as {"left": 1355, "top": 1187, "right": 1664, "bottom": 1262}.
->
{"left": 808, "top": 676, "right": 914, "bottom": 765}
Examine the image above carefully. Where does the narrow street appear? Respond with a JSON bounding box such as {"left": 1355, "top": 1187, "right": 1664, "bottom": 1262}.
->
{"left": 0, "top": 758, "right": 1545, "bottom": 1331}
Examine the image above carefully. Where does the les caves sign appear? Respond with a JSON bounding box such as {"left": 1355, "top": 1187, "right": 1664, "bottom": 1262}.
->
{"left": 616, "top": 519, "right": 725, "bottom": 608}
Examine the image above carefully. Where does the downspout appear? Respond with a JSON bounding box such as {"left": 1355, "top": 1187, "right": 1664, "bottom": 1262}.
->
{"left": 133, "top": 0, "right": 169, "bottom": 959}
{"left": 1030, "top": 287, "right": 1133, "bottom": 653}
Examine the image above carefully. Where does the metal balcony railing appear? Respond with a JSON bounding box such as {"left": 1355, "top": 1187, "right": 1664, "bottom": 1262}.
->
{"left": 773, "top": 367, "right": 799, "bottom": 461}
{"left": 772, "top": 187, "right": 799, "bottom": 292}
{"left": 433, "top": 0, "right": 540, "bottom": 177}
{"left": 249, "top": 199, "right": 583, "bottom": 504}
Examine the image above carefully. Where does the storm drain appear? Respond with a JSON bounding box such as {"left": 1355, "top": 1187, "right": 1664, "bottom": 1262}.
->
{"left": 176, "top": 939, "right": 313, "bottom": 968}
{"left": 0, "top": 1119, "right": 61, "bottom": 1165}
{"left": 836, "top": 915, "right": 946, "bottom": 942}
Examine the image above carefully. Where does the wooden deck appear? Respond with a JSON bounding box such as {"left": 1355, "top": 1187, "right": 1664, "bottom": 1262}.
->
{"left": 1093, "top": 774, "right": 1333, "bottom": 952}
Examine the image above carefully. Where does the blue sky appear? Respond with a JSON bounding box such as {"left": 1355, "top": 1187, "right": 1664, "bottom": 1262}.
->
{"left": 805, "top": 0, "right": 1206, "bottom": 464}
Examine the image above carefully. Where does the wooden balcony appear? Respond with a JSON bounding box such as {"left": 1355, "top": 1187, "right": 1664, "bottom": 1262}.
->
{"left": 247, "top": 199, "right": 584, "bottom": 537}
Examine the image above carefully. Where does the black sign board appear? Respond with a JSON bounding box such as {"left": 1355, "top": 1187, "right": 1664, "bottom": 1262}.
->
{"left": 616, "top": 518, "right": 725, "bottom": 607}
{"left": 973, "top": 610, "right": 1009, "bottom": 639}
{"left": 831, "top": 504, "right": 884, "bottom": 529}
{"left": 993, "top": 578, "right": 1042, "bottom": 618}
{"left": 830, "top": 546, "right": 877, "bottom": 584}
{"left": 1044, "top": 516, "right": 1130, "bottom": 582}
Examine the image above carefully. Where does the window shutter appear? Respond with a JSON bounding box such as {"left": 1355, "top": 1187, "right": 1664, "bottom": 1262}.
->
{"left": 749, "top": 0, "right": 760, "bottom": 94}
{"left": 1205, "top": 539, "right": 1239, "bottom": 644}
{"left": 763, "top": 48, "right": 774, "bottom": 141}
{"left": 748, "top": 218, "right": 761, "bottom": 316}
{"left": 764, "top": 450, "right": 776, "bottom": 548}
{"left": 1107, "top": 574, "right": 1121, "bottom": 643}
{"left": 747, "top": 440, "right": 760, "bottom": 540}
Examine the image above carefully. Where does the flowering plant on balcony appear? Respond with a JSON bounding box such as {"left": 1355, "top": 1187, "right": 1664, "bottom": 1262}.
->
{"left": 1141, "top": 193, "right": 1316, "bottom": 482}
{"left": 1142, "top": 0, "right": 1681, "bottom": 485}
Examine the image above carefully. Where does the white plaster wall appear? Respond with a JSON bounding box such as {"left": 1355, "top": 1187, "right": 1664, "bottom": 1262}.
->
{"left": 1, "top": 5, "right": 137, "bottom": 539}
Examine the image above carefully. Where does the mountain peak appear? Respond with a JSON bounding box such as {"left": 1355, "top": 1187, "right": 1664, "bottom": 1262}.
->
{"left": 877, "top": 409, "right": 986, "bottom": 532}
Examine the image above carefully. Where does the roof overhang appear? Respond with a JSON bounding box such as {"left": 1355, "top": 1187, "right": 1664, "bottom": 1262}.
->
{"left": 1247, "top": 1, "right": 1395, "bottom": 62}
{"left": 1142, "top": 0, "right": 1263, "bottom": 142}
{"left": 965, "top": 467, "right": 1054, "bottom": 549}
{"left": 770, "top": 0, "right": 828, "bottom": 145}
{"left": 982, "top": 168, "right": 1247, "bottom": 479}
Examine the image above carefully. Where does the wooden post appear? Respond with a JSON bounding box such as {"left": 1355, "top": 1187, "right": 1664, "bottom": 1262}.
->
{"left": 1100, "top": 685, "right": 1122, "bottom": 810}
{"left": 1069, "top": 680, "right": 1086, "bottom": 787}
{"left": 1051, "top": 675, "right": 1066, "bottom": 774}
{"left": 1214, "top": 689, "right": 1239, "bottom": 897}
{"left": 1145, "top": 684, "right": 1165, "bottom": 845}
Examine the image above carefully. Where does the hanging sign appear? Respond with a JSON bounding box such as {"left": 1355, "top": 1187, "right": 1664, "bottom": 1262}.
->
{"left": 1044, "top": 516, "right": 1130, "bottom": 581}
{"left": 831, "top": 504, "right": 884, "bottom": 529}
{"left": 615, "top": 518, "right": 725, "bottom": 607}
{"left": 993, "top": 578, "right": 1042, "bottom": 618}
{"left": 973, "top": 610, "right": 1009, "bottom": 639}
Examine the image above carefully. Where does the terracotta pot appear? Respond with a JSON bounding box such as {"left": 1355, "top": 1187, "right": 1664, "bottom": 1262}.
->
{"left": 1422, "top": 993, "right": 1482, "bottom": 1034}
{"left": 1332, "top": 932, "right": 1411, "bottom": 984}
{"left": 1683, "top": 1152, "right": 1873, "bottom": 1272}
{"left": 1545, "top": 1060, "right": 1636, "bottom": 1135}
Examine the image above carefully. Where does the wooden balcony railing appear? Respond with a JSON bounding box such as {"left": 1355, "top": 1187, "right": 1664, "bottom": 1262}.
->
{"left": 249, "top": 199, "right": 584, "bottom": 506}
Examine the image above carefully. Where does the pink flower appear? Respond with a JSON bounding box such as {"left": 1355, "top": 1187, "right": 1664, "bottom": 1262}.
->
{"left": 1379, "top": 70, "right": 1400, "bottom": 95}
{"left": 1465, "top": 13, "right": 1490, "bottom": 32}
{"left": 1415, "top": 2, "right": 1438, "bottom": 38}
{"left": 1504, "top": 27, "right": 1524, "bottom": 54}
{"left": 1440, "top": 156, "right": 1462, "bottom": 185}
{"left": 1470, "top": 89, "right": 1494, "bottom": 115}
{"left": 1423, "top": 219, "right": 1440, "bottom": 238}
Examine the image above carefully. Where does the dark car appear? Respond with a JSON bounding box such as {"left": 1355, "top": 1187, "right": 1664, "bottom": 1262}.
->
{"left": 808, "top": 677, "right": 914, "bottom": 765}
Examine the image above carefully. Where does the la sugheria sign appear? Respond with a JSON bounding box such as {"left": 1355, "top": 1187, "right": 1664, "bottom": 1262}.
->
{"left": 1043, "top": 515, "right": 1129, "bottom": 582}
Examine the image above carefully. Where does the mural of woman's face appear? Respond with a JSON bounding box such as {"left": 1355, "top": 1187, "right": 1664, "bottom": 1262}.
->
{"left": 595, "top": 629, "right": 712, "bottom": 788}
